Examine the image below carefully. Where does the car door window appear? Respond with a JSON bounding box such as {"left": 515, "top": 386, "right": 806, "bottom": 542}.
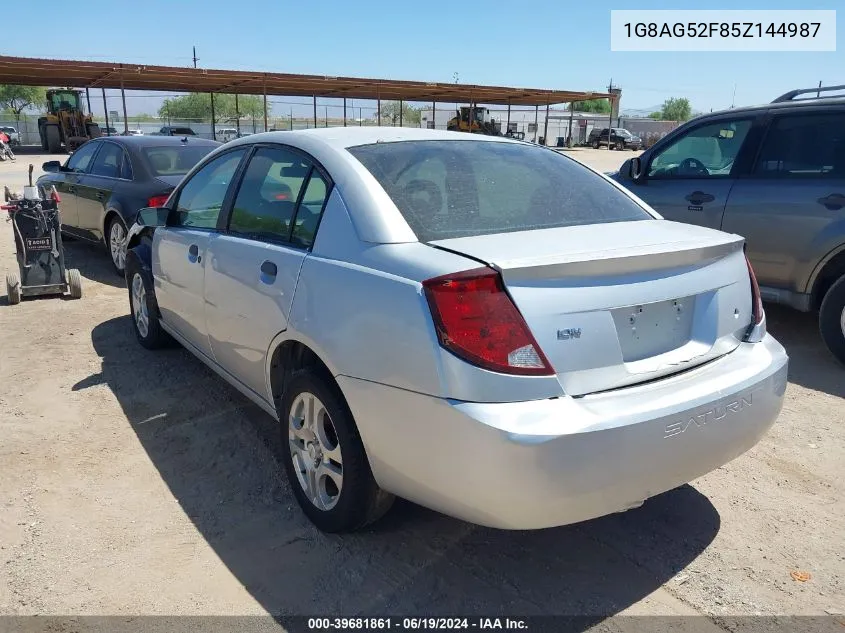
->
{"left": 173, "top": 149, "right": 246, "bottom": 229}
{"left": 291, "top": 171, "right": 330, "bottom": 248}
{"left": 228, "top": 146, "right": 311, "bottom": 241}
{"left": 119, "top": 151, "right": 134, "bottom": 180}
{"left": 65, "top": 142, "right": 100, "bottom": 173}
{"left": 648, "top": 119, "right": 752, "bottom": 178}
{"left": 89, "top": 142, "right": 123, "bottom": 178}
{"left": 755, "top": 113, "right": 845, "bottom": 179}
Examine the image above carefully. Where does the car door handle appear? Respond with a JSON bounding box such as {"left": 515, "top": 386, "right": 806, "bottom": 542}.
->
{"left": 95, "top": 192, "right": 104, "bottom": 200}
{"left": 685, "top": 191, "right": 715, "bottom": 205}
{"left": 188, "top": 244, "right": 201, "bottom": 264}
{"left": 817, "top": 193, "right": 845, "bottom": 210}
{"left": 259, "top": 260, "right": 277, "bottom": 284}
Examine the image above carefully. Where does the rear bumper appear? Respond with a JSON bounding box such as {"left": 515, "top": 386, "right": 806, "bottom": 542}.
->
{"left": 339, "top": 334, "right": 788, "bottom": 529}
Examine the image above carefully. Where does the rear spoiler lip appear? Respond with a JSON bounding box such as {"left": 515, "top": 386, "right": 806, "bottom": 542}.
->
{"left": 489, "top": 237, "right": 744, "bottom": 280}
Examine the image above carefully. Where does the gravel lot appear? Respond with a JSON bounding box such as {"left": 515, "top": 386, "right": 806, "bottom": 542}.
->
{"left": 0, "top": 147, "right": 842, "bottom": 626}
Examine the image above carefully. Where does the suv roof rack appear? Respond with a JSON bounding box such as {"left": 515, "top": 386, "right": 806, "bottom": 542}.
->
{"left": 772, "top": 84, "right": 845, "bottom": 103}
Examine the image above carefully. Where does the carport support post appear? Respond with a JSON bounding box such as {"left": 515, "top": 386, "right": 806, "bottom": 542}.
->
{"left": 343, "top": 97, "right": 347, "bottom": 127}
{"left": 432, "top": 100, "right": 436, "bottom": 129}
{"left": 262, "top": 78, "right": 268, "bottom": 132}
{"left": 120, "top": 78, "right": 128, "bottom": 134}
{"left": 102, "top": 89, "right": 109, "bottom": 136}
{"left": 399, "top": 100, "right": 403, "bottom": 127}
{"left": 506, "top": 102, "right": 510, "bottom": 133}
{"left": 377, "top": 95, "right": 381, "bottom": 126}
{"left": 235, "top": 94, "right": 240, "bottom": 137}
{"left": 210, "top": 93, "right": 216, "bottom": 141}
{"left": 533, "top": 105, "right": 539, "bottom": 143}
{"left": 543, "top": 102, "right": 549, "bottom": 147}
{"left": 568, "top": 102, "right": 575, "bottom": 147}
{"left": 85, "top": 88, "right": 91, "bottom": 116}
{"left": 313, "top": 96, "right": 317, "bottom": 128}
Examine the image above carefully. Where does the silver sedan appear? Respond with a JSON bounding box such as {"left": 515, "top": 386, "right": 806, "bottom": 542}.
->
{"left": 124, "top": 127, "right": 788, "bottom": 532}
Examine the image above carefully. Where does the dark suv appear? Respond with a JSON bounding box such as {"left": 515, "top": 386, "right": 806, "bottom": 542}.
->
{"left": 588, "top": 127, "right": 642, "bottom": 150}
{"left": 612, "top": 84, "right": 845, "bottom": 364}
{"left": 158, "top": 126, "right": 197, "bottom": 136}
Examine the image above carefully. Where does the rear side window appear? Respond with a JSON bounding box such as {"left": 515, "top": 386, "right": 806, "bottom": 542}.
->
{"left": 90, "top": 142, "right": 123, "bottom": 178}
{"left": 348, "top": 140, "right": 650, "bottom": 241}
{"left": 755, "top": 113, "right": 845, "bottom": 178}
{"left": 229, "top": 147, "right": 311, "bottom": 241}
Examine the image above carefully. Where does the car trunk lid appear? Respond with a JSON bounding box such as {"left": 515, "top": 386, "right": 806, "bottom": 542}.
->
{"left": 429, "top": 220, "right": 753, "bottom": 396}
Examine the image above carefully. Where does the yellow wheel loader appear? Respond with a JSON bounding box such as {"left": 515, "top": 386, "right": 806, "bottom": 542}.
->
{"left": 38, "top": 89, "right": 101, "bottom": 153}
{"left": 447, "top": 106, "right": 502, "bottom": 136}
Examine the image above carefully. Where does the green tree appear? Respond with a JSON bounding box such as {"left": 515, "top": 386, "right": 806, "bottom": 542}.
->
{"left": 571, "top": 98, "right": 611, "bottom": 114}
{"left": 659, "top": 97, "right": 692, "bottom": 121}
{"left": 648, "top": 111, "right": 662, "bottom": 120}
{"left": 159, "top": 93, "right": 268, "bottom": 123}
{"left": 378, "top": 101, "right": 421, "bottom": 126}
{"left": 0, "top": 84, "right": 46, "bottom": 128}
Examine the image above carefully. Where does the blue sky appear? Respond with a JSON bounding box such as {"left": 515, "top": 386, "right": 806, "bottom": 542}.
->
{"left": 4, "top": 0, "right": 842, "bottom": 117}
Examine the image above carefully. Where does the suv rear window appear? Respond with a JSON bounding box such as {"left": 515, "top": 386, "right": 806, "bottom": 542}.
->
{"left": 142, "top": 145, "right": 215, "bottom": 176}
{"left": 348, "top": 140, "right": 650, "bottom": 241}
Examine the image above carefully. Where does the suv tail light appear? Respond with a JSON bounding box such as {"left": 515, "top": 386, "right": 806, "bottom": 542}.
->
{"left": 423, "top": 267, "right": 554, "bottom": 376}
{"left": 147, "top": 194, "right": 170, "bottom": 208}
{"left": 745, "top": 254, "right": 765, "bottom": 341}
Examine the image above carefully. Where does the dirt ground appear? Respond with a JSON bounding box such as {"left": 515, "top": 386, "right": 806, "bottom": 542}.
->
{"left": 0, "top": 147, "right": 842, "bottom": 626}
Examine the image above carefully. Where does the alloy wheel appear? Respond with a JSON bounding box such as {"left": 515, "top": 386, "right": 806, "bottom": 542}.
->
{"left": 288, "top": 392, "right": 343, "bottom": 511}
{"left": 110, "top": 221, "right": 126, "bottom": 270}
{"left": 131, "top": 273, "right": 149, "bottom": 338}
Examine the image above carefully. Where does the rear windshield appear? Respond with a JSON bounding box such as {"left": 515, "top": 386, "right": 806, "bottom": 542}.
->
{"left": 142, "top": 145, "right": 215, "bottom": 176}
{"left": 347, "top": 140, "right": 650, "bottom": 241}
{"left": 169, "top": 128, "right": 195, "bottom": 135}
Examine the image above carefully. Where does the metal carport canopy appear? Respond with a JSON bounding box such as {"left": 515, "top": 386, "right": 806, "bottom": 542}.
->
{"left": 0, "top": 55, "right": 611, "bottom": 106}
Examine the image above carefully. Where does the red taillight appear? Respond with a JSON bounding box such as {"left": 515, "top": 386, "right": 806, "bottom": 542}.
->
{"left": 423, "top": 267, "right": 554, "bottom": 376}
{"left": 147, "top": 194, "right": 170, "bottom": 208}
{"left": 745, "top": 254, "right": 764, "bottom": 326}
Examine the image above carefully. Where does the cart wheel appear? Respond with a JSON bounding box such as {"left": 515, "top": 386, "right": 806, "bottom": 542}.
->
{"left": 6, "top": 271, "right": 21, "bottom": 305}
{"left": 67, "top": 268, "right": 83, "bottom": 300}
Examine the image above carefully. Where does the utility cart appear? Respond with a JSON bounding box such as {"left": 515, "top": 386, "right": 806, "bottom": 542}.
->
{"left": 4, "top": 165, "right": 82, "bottom": 304}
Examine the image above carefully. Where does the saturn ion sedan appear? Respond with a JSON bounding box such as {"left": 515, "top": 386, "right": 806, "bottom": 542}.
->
{"left": 123, "top": 127, "right": 788, "bottom": 533}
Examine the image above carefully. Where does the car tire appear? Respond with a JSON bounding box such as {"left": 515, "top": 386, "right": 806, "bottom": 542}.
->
{"left": 6, "top": 271, "right": 21, "bottom": 305}
{"left": 126, "top": 252, "right": 170, "bottom": 350}
{"left": 591, "top": 140, "right": 599, "bottom": 149}
{"left": 819, "top": 275, "right": 845, "bottom": 366}
{"left": 45, "top": 125, "right": 61, "bottom": 153}
{"left": 107, "top": 215, "right": 128, "bottom": 276}
{"left": 280, "top": 368, "right": 394, "bottom": 532}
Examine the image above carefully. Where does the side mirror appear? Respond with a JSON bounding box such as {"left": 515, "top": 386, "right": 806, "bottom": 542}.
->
{"left": 629, "top": 156, "right": 644, "bottom": 181}
{"left": 42, "top": 160, "right": 61, "bottom": 173}
{"left": 135, "top": 206, "right": 170, "bottom": 228}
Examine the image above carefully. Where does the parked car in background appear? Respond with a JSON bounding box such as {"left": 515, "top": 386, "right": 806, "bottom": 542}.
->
{"left": 216, "top": 128, "right": 238, "bottom": 142}
{"left": 101, "top": 126, "right": 120, "bottom": 136}
{"left": 612, "top": 85, "right": 845, "bottom": 364}
{"left": 124, "top": 129, "right": 144, "bottom": 136}
{"left": 1, "top": 126, "right": 20, "bottom": 146}
{"left": 158, "top": 126, "right": 197, "bottom": 137}
{"left": 124, "top": 128, "right": 787, "bottom": 533}
{"left": 37, "top": 135, "right": 220, "bottom": 275}
{"left": 589, "top": 128, "right": 642, "bottom": 150}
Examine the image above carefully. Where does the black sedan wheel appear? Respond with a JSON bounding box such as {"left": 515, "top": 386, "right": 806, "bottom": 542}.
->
{"left": 108, "top": 215, "right": 128, "bottom": 276}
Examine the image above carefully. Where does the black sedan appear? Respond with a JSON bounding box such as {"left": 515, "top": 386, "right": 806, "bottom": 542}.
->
{"left": 38, "top": 135, "right": 220, "bottom": 275}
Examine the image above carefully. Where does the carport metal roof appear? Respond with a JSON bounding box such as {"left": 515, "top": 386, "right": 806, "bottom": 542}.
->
{"left": 0, "top": 55, "right": 612, "bottom": 106}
